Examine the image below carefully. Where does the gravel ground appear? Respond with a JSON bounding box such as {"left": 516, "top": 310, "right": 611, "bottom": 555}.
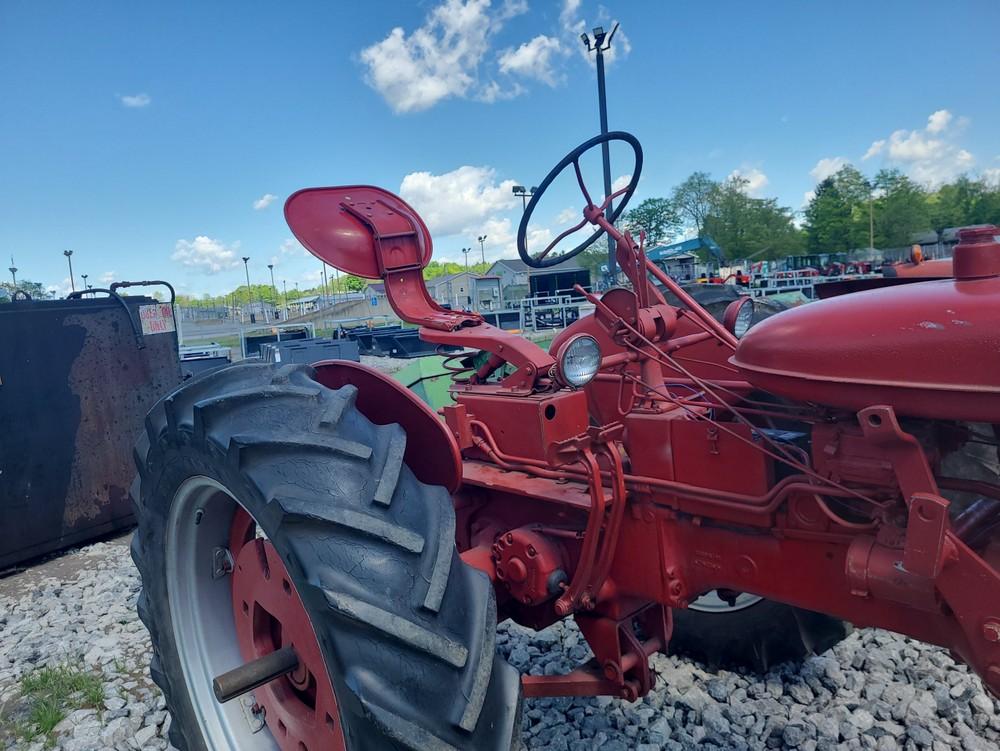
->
{"left": 2, "top": 536, "right": 998, "bottom": 750}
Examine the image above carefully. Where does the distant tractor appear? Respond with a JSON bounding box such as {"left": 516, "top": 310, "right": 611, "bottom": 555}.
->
{"left": 131, "top": 132, "right": 1000, "bottom": 750}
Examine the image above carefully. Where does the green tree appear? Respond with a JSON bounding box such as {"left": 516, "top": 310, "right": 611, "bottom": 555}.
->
{"left": 0, "top": 279, "right": 51, "bottom": 299}
{"left": 703, "top": 176, "right": 804, "bottom": 260}
{"left": 804, "top": 177, "right": 853, "bottom": 253}
{"left": 831, "top": 165, "right": 876, "bottom": 250}
{"left": 872, "top": 169, "right": 930, "bottom": 247}
{"left": 343, "top": 275, "right": 367, "bottom": 292}
{"left": 620, "top": 197, "right": 680, "bottom": 247}
{"left": 671, "top": 172, "right": 717, "bottom": 235}
{"left": 926, "top": 175, "right": 1000, "bottom": 231}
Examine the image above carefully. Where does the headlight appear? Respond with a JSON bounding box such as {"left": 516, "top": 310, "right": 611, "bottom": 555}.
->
{"left": 557, "top": 334, "right": 601, "bottom": 388}
{"left": 723, "top": 297, "right": 755, "bottom": 338}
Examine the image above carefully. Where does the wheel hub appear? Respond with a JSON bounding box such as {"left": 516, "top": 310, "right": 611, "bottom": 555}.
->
{"left": 229, "top": 509, "right": 346, "bottom": 751}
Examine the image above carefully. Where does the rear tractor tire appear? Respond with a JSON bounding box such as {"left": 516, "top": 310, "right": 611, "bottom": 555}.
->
{"left": 130, "top": 362, "right": 521, "bottom": 751}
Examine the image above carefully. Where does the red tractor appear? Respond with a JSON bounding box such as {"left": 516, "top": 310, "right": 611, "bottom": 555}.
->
{"left": 131, "top": 132, "right": 1000, "bottom": 750}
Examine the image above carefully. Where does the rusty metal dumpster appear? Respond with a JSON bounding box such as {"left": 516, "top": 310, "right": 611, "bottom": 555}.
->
{"left": 0, "top": 292, "right": 183, "bottom": 569}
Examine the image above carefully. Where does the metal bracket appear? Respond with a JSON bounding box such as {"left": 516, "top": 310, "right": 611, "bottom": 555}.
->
{"left": 239, "top": 693, "right": 266, "bottom": 734}
{"left": 212, "top": 547, "right": 234, "bottom": 579}
{"left": 903, "top": 493, "right": 950, "bottom": 578}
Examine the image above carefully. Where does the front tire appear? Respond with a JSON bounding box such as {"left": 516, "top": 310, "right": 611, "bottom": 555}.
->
{"left": 131, "top": 362, "right": 521, "bottom": 750}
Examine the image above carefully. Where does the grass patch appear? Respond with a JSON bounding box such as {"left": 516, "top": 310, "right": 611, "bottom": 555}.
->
{"left": 12, "top": 664, "right": 104, "bottom": 746}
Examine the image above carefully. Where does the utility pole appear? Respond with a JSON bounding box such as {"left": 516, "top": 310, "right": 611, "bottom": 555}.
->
{"left": 869, "top": 192, "right": 875, "bottom": 250}
{"left": 282, "top": 280, "right": 288, "bottom": 319}
{"left": 8, "top": 257, "right": 16, "bottom": 287}
{"left": 321, "top": 262, "right": 330, "bottom": 307}
{"left": 477, "top": 235, "right": 488, "bottom": 265}
{"left": 241, "top": 256, "right": 254, "bottom": 323}
{"left": 63, "top": 249, "right": 76, "bottom": 292}
{"left": 581, "top": 23, "right": 620, "bottom": 282}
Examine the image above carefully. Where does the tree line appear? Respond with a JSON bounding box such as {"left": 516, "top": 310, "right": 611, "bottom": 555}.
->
{"left": 573, "top": 167, "right": 1000, "bottom": 274}
{"left": 805, "top": 168, "right": 1000, "bottom": 253}
{"left": 9, "top": 167, "right": 998, "bottom": 303}
{"left": 174, "top": 260, "right": 494, "bottom": 309}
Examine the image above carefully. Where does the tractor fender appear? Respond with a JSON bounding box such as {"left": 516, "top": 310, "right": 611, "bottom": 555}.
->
{"left": 312, "top": 359, "right": 462, "bottom": 492}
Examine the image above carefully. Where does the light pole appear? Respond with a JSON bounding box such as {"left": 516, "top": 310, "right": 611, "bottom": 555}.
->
{"left": 241, "top": 256, "right": 253, "bottom": 322}
{"left": 462, "top": 247, "right": 471, "bottom": 270}
{"left": 321, "top": 262, "right": 330, "bottom": 308}
{"left": 477, "top": 235, "right": 487, "bottom": 265}
{"left": 63, "top": 249, "right": 75, "bottom": 292}
{"left": 81, "top": 273, "right": 88, "bottom": 290}
{"left": 267, "top": 263, "right": 277, "bottom": 310}
{"left": 581, "top": 23, "right": 620, "bottom": 280}
{"left": 8, "top": 257, "right": 16, "bottom": 287}
{"left": 282, "top": 280, "right": 288, "bottom": 318}
{"left": 512, "top": 185, "right": 537, "bottom": 211}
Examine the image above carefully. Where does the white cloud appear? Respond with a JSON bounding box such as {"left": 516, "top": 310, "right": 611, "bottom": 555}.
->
{"left": 556, "top": 207, "right": 579, "bottom": 225}
{"left": 886, "top": 129, "right": 944, "bottom": 161}
{"left": 984, "top": 167, "right": 1000, "bottom": 185}
{"left": 525, "top": 224, "right": 554, "bottom": 254}
{"left": 171, "top": 236, "right": 242, "bottom": 274}
{"left": 802, "top": 190, "right": 816, "bottom": 207}
{"left": 299, "top": 268, "right": 326, "bottom": 285}
{"left": 728, "top": 167, "right": 769, "bottom": 196}
{"left": 810, "top": 156, "right": 849, "bottom": 183}
{"left": 100, "top": 271, "right": 116, "bottom": 285}
{"left": 48, "top": 277, "right": 75, "bottom": 297}
{"left": 611, "top": 174, "right": 632, "bottom": 193}
{"left": 253, "top": 193, "right": 278, "bottom": 210}
{"left": 498, "top": 35, "right": 565, "bottom": 86}
{"left": 280, "top": 238, "right": 309, "bottom": 257}
{"left": 926, "top": 109, "right": 953, "bottom": 134}
{"left": 862, "top": 110, "right": 976, "bottom": 186}
{"left": 400, "top": 165, "right": 517, "bottom": 236}
{"left": 862, "top": 139, "right": 885, "bottom": 161}
{"left": 120, "top": 93, "right": 151, "bottom": 108}
{"left": 359, "top": 0, "right": 527, "bottom": 113}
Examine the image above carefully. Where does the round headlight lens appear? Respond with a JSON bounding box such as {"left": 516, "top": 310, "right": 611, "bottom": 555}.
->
{"left": 724, "top": 297, "right": 755, "bottom": 338}
{"left": 559, "top": 335, "right": 601, "bottom": 387}
{"left": 733, "top": 300, "right": 754, "bottom": 337}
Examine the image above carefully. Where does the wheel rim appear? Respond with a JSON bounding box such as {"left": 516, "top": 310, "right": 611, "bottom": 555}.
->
{"left": 687, "top": 590, "right": 763, "bottom": 614}
{"left": 166, "top": 476, "right": 347, "bottom": 751}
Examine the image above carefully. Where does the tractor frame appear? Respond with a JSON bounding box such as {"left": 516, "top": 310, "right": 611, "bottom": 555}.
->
{"left": 283, "top": 142, "right": 1000, "bottom": 704}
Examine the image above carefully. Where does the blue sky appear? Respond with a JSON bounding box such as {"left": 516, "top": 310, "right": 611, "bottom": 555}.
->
{"left": 1, "top": 1, "right": 998, "bottom": 297}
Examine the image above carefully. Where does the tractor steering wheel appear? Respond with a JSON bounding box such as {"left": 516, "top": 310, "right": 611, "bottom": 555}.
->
{"left": 517, "top": 131, "right": 643, "bottom": 269}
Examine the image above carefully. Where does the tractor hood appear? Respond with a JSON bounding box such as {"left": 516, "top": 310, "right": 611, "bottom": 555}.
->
{"left": 732, "top": 275, "right": 1000, "bottom": 422}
